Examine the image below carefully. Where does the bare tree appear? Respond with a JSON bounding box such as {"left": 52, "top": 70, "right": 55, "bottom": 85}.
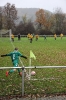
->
{"left": 0, "top": 7, "right": 3, "bottom": 29}
{"left": 54, "top": 8, "right": 66, "bottom": 34}
{"left": 3, "top": 3, "right": 17, "bottom": 31}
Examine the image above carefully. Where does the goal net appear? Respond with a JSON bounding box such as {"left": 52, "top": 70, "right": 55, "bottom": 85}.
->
{"left": 0, "top": 29, "right": 12, "bottom": 41}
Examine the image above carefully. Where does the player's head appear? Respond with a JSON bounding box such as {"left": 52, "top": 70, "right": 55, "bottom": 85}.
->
{"left": 14, "top": 47, "right": 18, "bottom": 50}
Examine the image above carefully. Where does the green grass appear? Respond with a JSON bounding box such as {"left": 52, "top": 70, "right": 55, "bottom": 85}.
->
{"left": 0, "top": 36, "right": 66, "bottom": 96}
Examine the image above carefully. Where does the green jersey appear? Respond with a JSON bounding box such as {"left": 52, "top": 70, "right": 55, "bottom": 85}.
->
{"left": 1, "top": 49, "right": 27, "bottom": 74}
{"left": 7, "top": 50, "right": 23, "bottom": 66}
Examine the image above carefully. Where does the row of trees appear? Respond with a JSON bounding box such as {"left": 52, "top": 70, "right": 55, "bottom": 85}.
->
{"left": 35, "top": 9, "right": 66, "bottom": 35}
{"left": 0, "top": 3, "right": 66, "bottom": 35}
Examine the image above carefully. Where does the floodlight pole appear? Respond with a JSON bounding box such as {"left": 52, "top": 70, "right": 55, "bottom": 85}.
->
{"left": 22, "top": 67, "right": 24, "bottom": 96}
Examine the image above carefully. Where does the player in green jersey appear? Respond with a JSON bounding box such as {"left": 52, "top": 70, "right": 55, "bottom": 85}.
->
{"left": 1, "top": 47, "right": 27, "bottom": 77}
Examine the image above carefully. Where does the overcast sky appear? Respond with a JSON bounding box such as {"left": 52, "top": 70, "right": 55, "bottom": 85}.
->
{"left": 0, "top": 0, "right": 66, "bottom": 13}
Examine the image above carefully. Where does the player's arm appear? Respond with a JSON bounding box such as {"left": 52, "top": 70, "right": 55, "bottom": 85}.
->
{"left": 18, "top": 52, "right": 27, "bottom": 59}
{"left": 21, "top": 55, "right": 27, "bottom": 59}
{"left": 1, "top": 53, "right": 11, "bottom": 57}
{"left": 1, "top": 54, "right": 8, "bottom": 57}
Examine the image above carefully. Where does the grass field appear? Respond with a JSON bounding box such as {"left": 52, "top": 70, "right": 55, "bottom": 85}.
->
{"left": 0, "top": 36, "right": 66, "bottom": 97}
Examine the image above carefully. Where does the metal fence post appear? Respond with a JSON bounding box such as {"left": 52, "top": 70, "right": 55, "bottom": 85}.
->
{"left": 22, "top": 67, "right": 24, "bottom": 96}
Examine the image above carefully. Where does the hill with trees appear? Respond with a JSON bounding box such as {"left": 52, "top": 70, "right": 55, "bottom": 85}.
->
{"left": 16, "top": 8, "right": 40, "bottom": 23}
{"left": 0, "top": 3, "right": 66, "bottom": 35}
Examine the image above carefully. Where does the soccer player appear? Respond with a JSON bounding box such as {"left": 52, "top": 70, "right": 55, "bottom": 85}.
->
{"left": 1, "top": 48, "right": 27, "bottom": 77}
{"left": 54, "top": 34, "right": 57, "bottom": 40}
{"left": 27, "top": 33, "right": 30, "bottom": 39}
{"left": 44, "top": 35, "right": 47, "bottom": 40}
{"left": 18, "top": 33, "right": 21, "bottom": 40}
{"left": 60, "top": 33, "right": 63, "bottom": 40}
{"left": 35, "top": 34, "right": 39, "bottom": 41}
{"left": 30, "top": 34, "right": 33, "bottom": 43}
{"left": 11, "top": 34, "right": 14, "bottom": 42}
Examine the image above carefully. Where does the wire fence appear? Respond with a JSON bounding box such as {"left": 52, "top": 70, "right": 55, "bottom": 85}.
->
{"left": 0, "top": 66, "right": 66, "bottom": 98}
{"left": 0, "top": 31, "right": 66, "bottom": 99}
{"left": 0, "top": 34, "right": 66, "bottom": 37}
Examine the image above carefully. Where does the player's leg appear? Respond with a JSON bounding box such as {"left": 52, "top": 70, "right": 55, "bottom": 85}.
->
{"left": 13, "top": 61, "right": 22, "bottom": 76}
{"left": 6, "top": 62, "right": 17, "bottom": 77}
{"left": 9, "top": 63, "right": 17, "bottom": 73}
{"left": 14, "top": 63, "right": 22, "bottom": 76}
{"left": 17, "top": 68, "right": 22, "bottom": 76}
{"left": 6, "top": 69, "right": 16, "bottom": 77}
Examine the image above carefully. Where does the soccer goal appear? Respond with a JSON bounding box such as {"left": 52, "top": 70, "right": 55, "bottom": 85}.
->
{"left": 0, "top": 29, "right": 10, "bottom": 37}
{"left": 0, "top": 29, "right": 13, "bottom": 42}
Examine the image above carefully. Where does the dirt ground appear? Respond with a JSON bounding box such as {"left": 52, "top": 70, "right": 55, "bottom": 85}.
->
{"left": 10, "top": 96, "right": 66, "bottom": 100}
{"left": 1, "top": 95, "right": 66, "bottom": 100}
